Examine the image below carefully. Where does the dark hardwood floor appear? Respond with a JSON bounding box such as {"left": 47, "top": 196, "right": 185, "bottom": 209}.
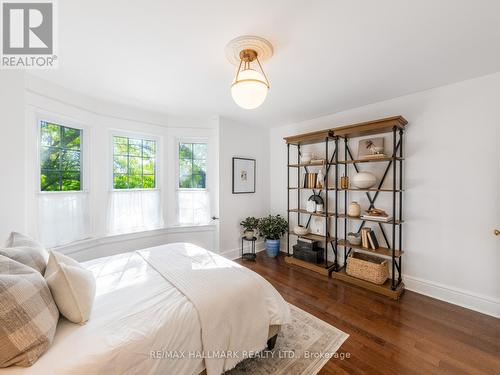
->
{"left": 235, "top": 252, "right": 500, "bottom": 375}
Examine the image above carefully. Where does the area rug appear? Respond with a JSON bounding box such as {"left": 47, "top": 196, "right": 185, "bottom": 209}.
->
{"left": 228, "top": 304, "right": 349, "bottom": 375}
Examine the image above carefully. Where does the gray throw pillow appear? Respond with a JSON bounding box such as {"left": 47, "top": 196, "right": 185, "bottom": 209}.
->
{"left": 0, "top": 232, "right": 49, "bottom": 274}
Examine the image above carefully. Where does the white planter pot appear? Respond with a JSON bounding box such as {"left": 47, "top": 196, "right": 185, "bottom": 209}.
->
{"left": 244, "top": 230, "right": 255, "bottom": 239}
{"left": 351, "top": 172, "right": 377, "bottom": 189}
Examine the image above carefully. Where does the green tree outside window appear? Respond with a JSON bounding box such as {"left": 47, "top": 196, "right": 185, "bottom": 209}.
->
{"left": 113, "top": 136, "right": 156, "bottom": 189}
{"left": 40, "top": 121, "right": 82, "bottom": 191}
{"left": 179, "top": 143, "right": 207, "bottom": 188}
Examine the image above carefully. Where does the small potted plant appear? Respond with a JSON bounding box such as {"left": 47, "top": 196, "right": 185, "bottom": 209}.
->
{"left": 257, "top": 214, "right": 288, "bottom": 257}
{"left": 240, "top": 217, "right": 259, "bottom": 239}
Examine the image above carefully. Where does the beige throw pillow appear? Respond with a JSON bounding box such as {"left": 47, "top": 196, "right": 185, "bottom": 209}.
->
{"left": 45, "top": 251, "right": 96, "bottom": 324}
{"left": 0, "top": 255, "right": 59, "bottom": 367}
{"left": 0, "top": 232, "right": 49, "bottom": 274}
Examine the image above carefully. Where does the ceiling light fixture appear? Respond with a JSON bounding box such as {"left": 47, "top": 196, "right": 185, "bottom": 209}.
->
{"left": 226, "top": 36, "right": 273, "bottom": 110}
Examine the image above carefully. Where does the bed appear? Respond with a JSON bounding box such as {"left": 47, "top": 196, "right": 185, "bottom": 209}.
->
{"left": 1, "top": 243, "right": 290, "bottom": 375}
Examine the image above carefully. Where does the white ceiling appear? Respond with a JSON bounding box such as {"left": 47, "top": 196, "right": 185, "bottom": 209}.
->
{"left": 31, "top": 0, "right": 500, "bottom": 127}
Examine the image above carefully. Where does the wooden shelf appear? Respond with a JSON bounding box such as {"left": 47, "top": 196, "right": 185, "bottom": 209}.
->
{"left": 288, "top": 231, "right": 335, "bottom": 242}
{"left": 337, "top": 214, "right": 404, "bottom": 225}
{"left": 342, "top": 188, "right": 403, "bottom": 192}
{"left": 336, "top": 157, "right": 404, "bottom": 164}
{"left": 288, "top": 162, "right": 326, "bottom": 168}
{"left": 332, "top": 268, "right": 405, "bottom": 299}
{"left": 288, "top": 187, "right": 335, "bottom": 191}
{"left": 337, "top": 239, "right": 403, "bottom": 257}
{"left": 284, "top": 256, "right": 335, "bottom": 276}
{"left": 284, "top": 130, "right": 334, "bottom": 145}
{"left": 289, "top": 187, "right": 402, "bottom": 192}
{"left": 289, "top": 208, "right": 334, "bottom": 217}
{"left": 283, "top": 116, "right": 408, "bottom": 144}
{"left": 332, "top": 116, "right": 408, "bottom": 138}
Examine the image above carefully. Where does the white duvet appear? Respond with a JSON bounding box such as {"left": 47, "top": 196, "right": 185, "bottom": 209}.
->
{"left": 1, "top": 243, "right": 290, "bottom": 375}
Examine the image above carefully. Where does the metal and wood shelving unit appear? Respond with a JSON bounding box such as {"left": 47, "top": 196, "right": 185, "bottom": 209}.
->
{"left": 284, "top": 116, "right": 407, "bottom": 299}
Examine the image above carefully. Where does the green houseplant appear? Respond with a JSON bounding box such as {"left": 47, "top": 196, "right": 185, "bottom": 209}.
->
{"left": 257, "top": 214, "right": 288, "bottom": 257}
{"left": 240, "top": 216, "right": 259, "bottom": 239}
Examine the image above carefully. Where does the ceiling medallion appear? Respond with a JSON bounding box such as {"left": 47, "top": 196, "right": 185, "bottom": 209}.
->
{"left": 225, "top": 36, "right": 273, "bottom": 110}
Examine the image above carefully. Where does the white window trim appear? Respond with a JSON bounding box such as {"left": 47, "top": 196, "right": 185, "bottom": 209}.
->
{"left": 35, "top": 112, "right": 90, "bottom": 194}
{"left": 176, "top": 137, "right": 209, "bottom": 192}
{"left": 109, "top": 130, "right": 161, "bottom": 192}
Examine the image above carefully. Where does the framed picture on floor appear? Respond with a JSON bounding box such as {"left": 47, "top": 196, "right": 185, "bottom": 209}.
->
{"left": 232, "top": 157, "right": 256, "bottom": 194}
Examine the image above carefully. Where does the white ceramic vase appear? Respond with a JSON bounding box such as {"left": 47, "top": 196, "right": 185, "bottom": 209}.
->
{"left": 348, "top": 201, "right": 361, "bottom": 217}
{"left": 306, "top": 200, "right": 316, "bottom": 213}
{"left": 351, "top": 171, "right": 377, "bottom": 189}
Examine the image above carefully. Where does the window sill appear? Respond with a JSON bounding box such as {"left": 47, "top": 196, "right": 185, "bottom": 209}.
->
{"left": 55, "top": 223, "right": 216, "bottom": 255}
{"left": 38, "top": 190, "right": 89, "bottom": 195}
{"left": 176, "top": 188, "right": 208, "bottom": 192}
{"left": 110, "top": 188, "right": 160, "bottom": 192}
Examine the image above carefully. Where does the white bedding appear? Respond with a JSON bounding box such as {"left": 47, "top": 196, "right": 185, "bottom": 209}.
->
{"left": 1, "top": 243, "right": 290, "bottom": 375}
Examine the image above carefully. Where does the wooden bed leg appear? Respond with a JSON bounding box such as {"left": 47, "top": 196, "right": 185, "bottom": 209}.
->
{"left": 267, "top": 334, "right": 278, "bottom": 350}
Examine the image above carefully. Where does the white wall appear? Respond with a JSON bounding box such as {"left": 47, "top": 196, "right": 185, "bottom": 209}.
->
{"left": 270, "top": 73, "right": 500, "bottom": 317}
{"left": 218, "top": 118, "right": 270, "bottom": 258}
{"left": 0, "top": 72, "right": 26, "bottom": 241}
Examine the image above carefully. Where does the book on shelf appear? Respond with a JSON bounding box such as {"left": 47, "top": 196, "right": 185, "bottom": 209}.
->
{"left": 367, "top": 231, "right": 379, "bottom": 249}
{"left": 303, "top": 172, "right": 318, "bottom": 188}
{"left": 360, "top": 214, "right": 393, "bottom": 222}
{"left": 361, "top": 228, "right": 370, "bottom": 248}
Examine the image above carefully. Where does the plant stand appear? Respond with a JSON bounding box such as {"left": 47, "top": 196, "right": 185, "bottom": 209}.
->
{"left": 241, "top": 236, "right": 257, "bottom": 261}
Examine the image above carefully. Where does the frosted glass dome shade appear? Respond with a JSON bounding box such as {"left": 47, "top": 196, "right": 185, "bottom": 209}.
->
{"left": 231, "top": 68, "right": 269, "bottom": 109}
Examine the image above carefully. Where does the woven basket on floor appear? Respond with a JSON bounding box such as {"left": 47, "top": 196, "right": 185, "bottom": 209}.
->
{"left": 346, "top": 252, "right": 389, "bottom": 285}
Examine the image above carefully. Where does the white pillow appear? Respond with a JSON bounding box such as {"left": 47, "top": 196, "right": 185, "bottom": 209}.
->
{"left": 44, "top": 251, "right": 96, "bottom": 324}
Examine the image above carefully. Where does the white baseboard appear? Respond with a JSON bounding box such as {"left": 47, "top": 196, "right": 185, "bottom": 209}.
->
{"left": 221, "top": 240, "right": 266, "bottom": 260}
{"left": 279, "top": 250, "right": 499, "bottom": 318}
{"left": 403, "top": 275, "right": 500, "bottom": 318}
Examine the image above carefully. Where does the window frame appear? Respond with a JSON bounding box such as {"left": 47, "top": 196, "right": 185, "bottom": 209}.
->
{"left": 176, "top": 138, "right": 209, "bottom": 192}
{"left": 36, "top": 115, "right": 88, "bottom": 194}
{"left": 110, "top": 131, "right": 160, "bottom": 191}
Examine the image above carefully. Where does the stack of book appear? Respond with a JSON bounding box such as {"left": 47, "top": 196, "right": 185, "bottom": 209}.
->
{"left": 303, "top": 173, "right": 318, "bottom": 188}
{"left": 360, "top": 228, "right": 379, "bottom": 249}
{"left": 359, "top": 153, "right": 387, "bottom": 160}
{"left": 360, "top": 209, "right": 392, "bottom": 222}
{"left": 360, "top": 214, "right": 393, "bottom": 222}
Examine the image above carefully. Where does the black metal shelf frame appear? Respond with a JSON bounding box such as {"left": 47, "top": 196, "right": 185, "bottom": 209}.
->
{"left": 338, "top": 127, "right": 404, "bottom": 290}
{"left": 286, "top": 136, "right": 339, "bottom": 271}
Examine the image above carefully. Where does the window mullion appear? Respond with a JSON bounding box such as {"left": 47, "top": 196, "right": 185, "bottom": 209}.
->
{"left": 58, "top": 126, "right": 63, "bottom": 190}
{"left": 141, "top": 139, "right": 144, "bottom": 188}
{"left": 127, "top": 139, "right": 130, "bottom": 189}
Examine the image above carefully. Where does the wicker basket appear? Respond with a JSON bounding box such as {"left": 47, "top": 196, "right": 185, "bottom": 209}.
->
{"left": 346, "top": 252, "right": 389, "bottom": 285}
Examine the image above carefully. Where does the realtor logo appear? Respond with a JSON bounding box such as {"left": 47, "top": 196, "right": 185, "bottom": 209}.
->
{"left": 1, "top": 0, "right": 57, "bottom": 68}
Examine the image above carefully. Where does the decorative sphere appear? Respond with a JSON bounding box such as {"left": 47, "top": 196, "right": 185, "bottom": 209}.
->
{"left": 231, "top": 69, "right": 268, "bottom": 109}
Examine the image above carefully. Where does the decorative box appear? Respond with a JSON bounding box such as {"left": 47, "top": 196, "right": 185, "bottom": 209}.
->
{"left": 293, "top": 245, "right": 324, "bottom": 264}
